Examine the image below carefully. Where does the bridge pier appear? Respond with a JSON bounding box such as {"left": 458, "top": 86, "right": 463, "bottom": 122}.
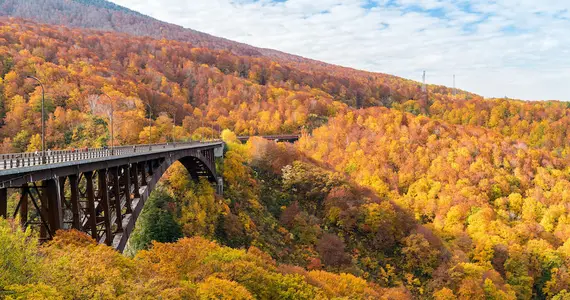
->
{"left": 131, "top": 163, "right": 140, "bottom": 199}
{"left": 110, "top": 167, "right": 123, "bottom": 233}
{"left": 39, "top": 183, "right": 50, "bottom": 240}
{"left": 19, "top": 184, "right": 28, "bottom": 228}
{"left": 45, "top": 179, "right": 63, "bottom": 233}
{"left": 140, "top": 162, "right": 147, "bottom": 186}
{"left": 122, "top": 165, "right": 133, "bottom": 214}
{"left": 85, "top": 171, "right": 98, "bottom": 240}
{"left": 0, "top": 188, "right": 6, "bottom": 219}
{"left": 69, "top": 175, "right": 80, "bottom": 230}
{"left": 98, "top": 169, "right": 112, "bottom": 246}
{"left": 217, "top": 177, "right": 224, "bottom": 195}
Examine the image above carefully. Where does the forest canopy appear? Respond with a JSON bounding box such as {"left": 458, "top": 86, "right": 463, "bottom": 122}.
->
{"left": 1, "top": 16, "right": 570, "bottom": 299}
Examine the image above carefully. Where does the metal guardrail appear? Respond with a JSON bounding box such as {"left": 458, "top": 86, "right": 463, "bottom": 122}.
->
{"left": 0, "top": 141, "right": 220, "bottom": 171}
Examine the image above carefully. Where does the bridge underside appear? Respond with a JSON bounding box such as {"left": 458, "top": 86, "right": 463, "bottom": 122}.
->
{"left": 0, "top": 143, "right": 222, "bottom": 252}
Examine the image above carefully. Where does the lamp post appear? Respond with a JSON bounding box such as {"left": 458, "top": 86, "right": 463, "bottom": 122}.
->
{"left": 145, "top": 102, "right": 152, "bottom": 146}
{"left": 102, "top": 93, "right": 114, "bottom": 155}
{"left": 27, "top": 76, "right": 46, "bottom": 164}
{"left": 170, "top": 108, "right": 177, "bottom": 143}
{"left": 201, "top": 113, "right": 204, "bottom": 142}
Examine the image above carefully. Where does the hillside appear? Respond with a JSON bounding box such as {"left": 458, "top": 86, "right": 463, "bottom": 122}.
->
{"left": 0, "top": 0, "right": 478, "bottom": 91}
{"left": 0, "top": 0, "right": 311, "bottom": 62}
{"left": 298, "top": 108, "right": 570, "bottom": 297}
{"left": 1, "top": 18, "right": 569, "bottom": 154}
{"left": 1, "top": 9, "right": 570, "bottom": 300}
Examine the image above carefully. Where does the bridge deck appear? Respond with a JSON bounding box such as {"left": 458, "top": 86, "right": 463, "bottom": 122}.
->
{"left": 0, "top": 141, "right": 220, "bottom": 174}
{"left": 237, "top": 134, "right": 300, "bottom": 142}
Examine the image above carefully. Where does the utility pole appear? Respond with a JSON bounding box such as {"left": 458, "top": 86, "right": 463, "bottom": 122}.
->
{"left": 102, "top": 93, "right": 114, "bottom": 154}
{"left": 27, "top": 76, "right": 46, "bottom": 164}
{"left": 170, "top": 110, "right": 176, "bottom": 143}
{"left": 421, "top": 71, "right": 426, "bottom": 92}
{"left": 453, "top": 74, "right": 456, "bottom": 97}
{"left": 145, "top": 102, "right": 152, "bottom": 146}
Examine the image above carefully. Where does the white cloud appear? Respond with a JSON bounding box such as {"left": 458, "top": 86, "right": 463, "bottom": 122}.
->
{"left": 109, "top": 0, "right": 570, "bottom": 101}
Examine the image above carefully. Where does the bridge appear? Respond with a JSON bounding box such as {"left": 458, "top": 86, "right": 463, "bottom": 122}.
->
{"left": 0, "top": 141, "right": 223, "bottom": 252}
{"left": 237, "top": 134, "right": 300, "bottom": 143}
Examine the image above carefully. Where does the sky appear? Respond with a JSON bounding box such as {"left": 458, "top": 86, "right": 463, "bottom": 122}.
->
{"left": 109, "top": 0, "right": 570, "bottom": 101}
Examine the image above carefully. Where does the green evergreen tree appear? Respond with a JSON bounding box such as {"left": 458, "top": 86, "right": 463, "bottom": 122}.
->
{"left": 127, "top": 188, "right": 182, "bottom": 254}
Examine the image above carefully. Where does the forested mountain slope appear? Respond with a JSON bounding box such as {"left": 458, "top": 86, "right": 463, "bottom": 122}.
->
{"left": 1, "top": 18, "right": 569, "bottom": 155}
{"left": 298, "top": 108, "right": 570, "bottom": 297}
{"left": 0, "top": 0, "right": 308, "bottom": 61}
{"left": 1, "top": 13, "right": 570, "bottom": 299}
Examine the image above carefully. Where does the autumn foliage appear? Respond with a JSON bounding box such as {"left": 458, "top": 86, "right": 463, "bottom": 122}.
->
{"left": 1, "top": 13, "right": 570, "bottom": 300}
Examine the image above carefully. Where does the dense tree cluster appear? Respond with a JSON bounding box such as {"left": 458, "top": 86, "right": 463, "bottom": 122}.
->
{"left": 0, "top": 19, "right": 349, "bottom": 152}
{"left": 0, "top": 217, "right": 408, "bottom": 299}
{"left": 1, "top": 14, "right": 570, "bottom": 299}
{"left": 298, "top": 108, "right": 570, "bottom": 298}
{"left": 1, "top": 18, "right": 569, "bottom": 154}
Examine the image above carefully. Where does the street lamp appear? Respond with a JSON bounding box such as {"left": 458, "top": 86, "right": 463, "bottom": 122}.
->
{"left": 27, "top": 76, "right": 46, "bottom": 164}
{"left": 170, "top": 109, "right": 177, "bottom": 143}
{"left": 102, "top": 93, "right": 114, "bottom": 155}
{"left": 201, "top": 112, "right": 204, "bottom": 142}
{"left": 145, "top": 102, "right": 152, "bottom": 146}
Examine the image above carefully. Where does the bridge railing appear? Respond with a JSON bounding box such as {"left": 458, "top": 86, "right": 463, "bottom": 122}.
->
{"left": 0, "top": 141, "right": 221, "bottom": 171}
{"left": 237, "top": 134, "right": 300, "bottom": 141}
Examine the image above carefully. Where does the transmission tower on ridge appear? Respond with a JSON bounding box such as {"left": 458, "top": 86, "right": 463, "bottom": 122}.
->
{"left": 421, "top": 71, "right": 426, "bottom": 92}
{"left": 453, "top": 74, "right": 456, "bottom": 97}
